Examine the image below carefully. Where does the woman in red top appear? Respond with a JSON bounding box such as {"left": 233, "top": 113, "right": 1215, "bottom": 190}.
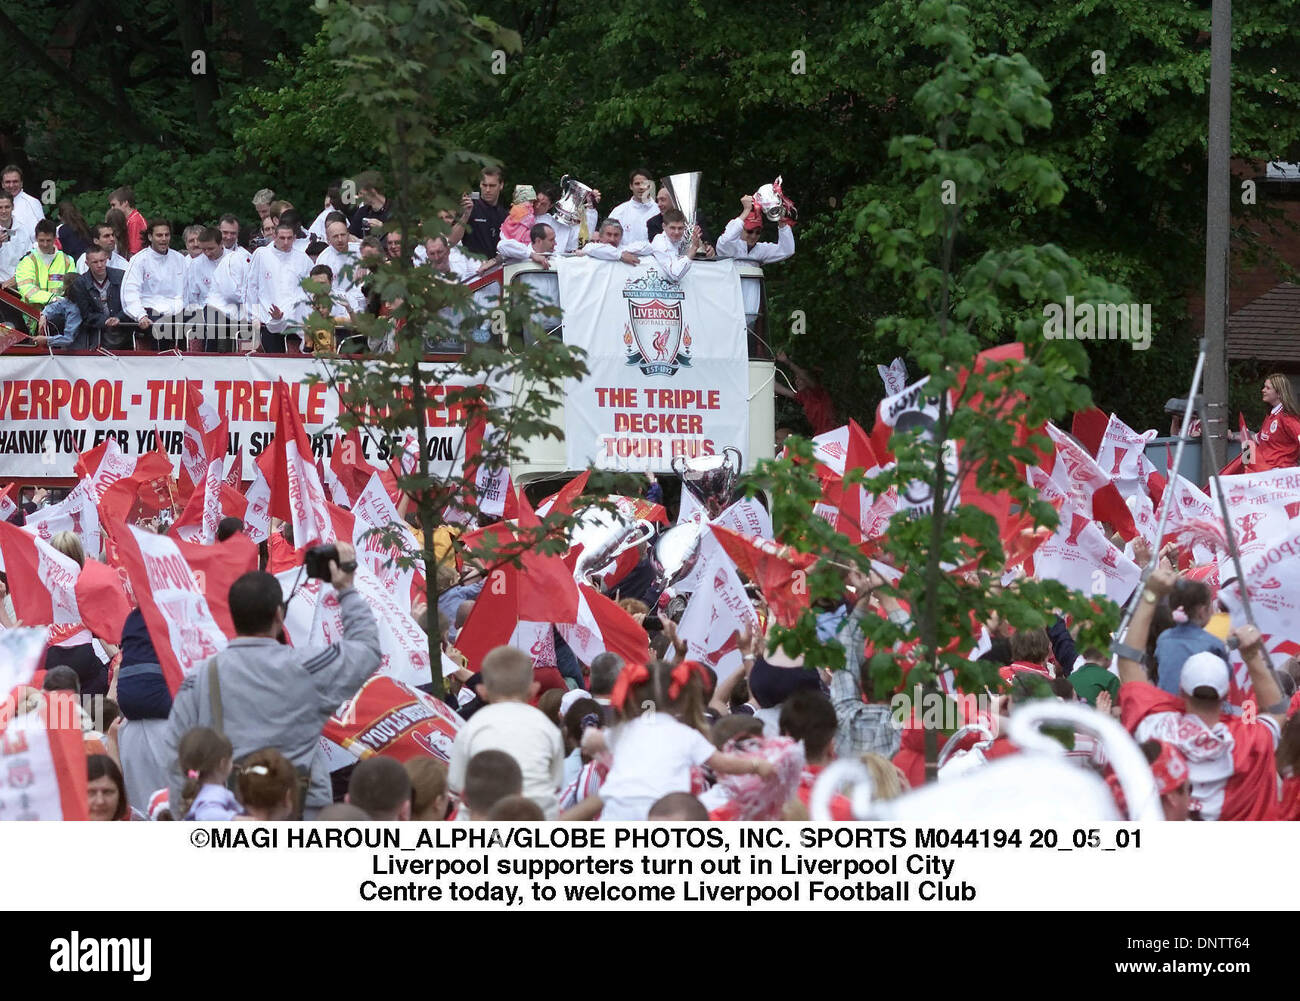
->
{"left": 1244, "top": 373, "right": 1300, "bottom": 471}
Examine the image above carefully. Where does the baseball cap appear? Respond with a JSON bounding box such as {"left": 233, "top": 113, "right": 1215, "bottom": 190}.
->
{"left": 1179, "top": 651, "right": 1231, "bottom": 698}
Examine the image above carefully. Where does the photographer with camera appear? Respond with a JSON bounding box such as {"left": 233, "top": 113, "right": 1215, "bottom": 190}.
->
{"left": 162, "top": 540, "right": 381, "bottom": 818}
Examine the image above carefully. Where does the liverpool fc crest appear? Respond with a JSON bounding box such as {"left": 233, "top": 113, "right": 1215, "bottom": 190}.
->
{"left": 622, "top": 268, "right": 691, "bottom": 376}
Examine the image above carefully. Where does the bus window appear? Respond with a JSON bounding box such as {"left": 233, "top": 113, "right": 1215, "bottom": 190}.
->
{"left": 512, "top": 271, "right": 561, "bottom": 345}
{"left": 741, "top": 275, "right": 769, "bottom": 359}
{"left": 423, "top": 279, "right": 501, "bottom": 354}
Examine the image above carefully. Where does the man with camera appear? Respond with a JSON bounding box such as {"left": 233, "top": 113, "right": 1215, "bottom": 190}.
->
{"left": 162, "top": 541, "right": 382, "bottom": 818}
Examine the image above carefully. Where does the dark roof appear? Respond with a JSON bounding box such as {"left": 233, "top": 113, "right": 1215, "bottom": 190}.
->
{"left": 1227, "top": 283, "right": 1300, "bottom": 363}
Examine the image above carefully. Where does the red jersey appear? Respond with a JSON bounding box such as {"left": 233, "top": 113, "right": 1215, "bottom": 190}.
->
{"left": 797, "top": 386, "right": 837, "bottom": 436}
{"left": 126, "top": 209, "right": 147, "bottom": 256}
{"left": 1251, "top": 405, "right": 1300, "bottom": 471}
{"left": 1120, "top": 681, "right": 1279, "bottom": 821}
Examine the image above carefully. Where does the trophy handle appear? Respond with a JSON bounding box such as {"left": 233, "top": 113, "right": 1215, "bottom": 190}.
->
{"left": 670, "top": 455, "right": 689, "bottom": 478}
{"left": 722, "top": 446, "right": 743, "bottom": 475}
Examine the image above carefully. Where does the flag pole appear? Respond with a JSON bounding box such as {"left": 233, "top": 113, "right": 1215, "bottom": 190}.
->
{"left": 1112, "top": 341, "right": 1207, "bottom": 646}
{"left": 1202, "top": 418, "right": 1257, "bottom": 632}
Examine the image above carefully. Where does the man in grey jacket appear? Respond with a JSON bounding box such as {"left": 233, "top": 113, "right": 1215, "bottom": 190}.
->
{"left": 163, "top": 541, "right": 381, "bottom": 816}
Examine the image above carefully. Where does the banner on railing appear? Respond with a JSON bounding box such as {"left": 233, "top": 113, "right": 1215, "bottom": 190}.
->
{"left": 0, "top": 355, "right": 484, "bottom": 480}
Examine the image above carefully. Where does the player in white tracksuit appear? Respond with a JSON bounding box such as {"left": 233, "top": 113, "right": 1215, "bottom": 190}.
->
{"left": 246, "top": 222, "right": 314, "bottom": 352}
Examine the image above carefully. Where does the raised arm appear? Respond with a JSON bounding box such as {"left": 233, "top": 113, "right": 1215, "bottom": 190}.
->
{"left": 1114, "top": 564, "right": 1177, "bottom": 685}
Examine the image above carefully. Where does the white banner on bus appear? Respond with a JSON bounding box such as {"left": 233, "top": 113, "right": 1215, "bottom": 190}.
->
{"left": 0, "top": 355, "right": 484, "bottom": 480}
{"left": 556, "top": 258, "right": 750, "bottom": 473}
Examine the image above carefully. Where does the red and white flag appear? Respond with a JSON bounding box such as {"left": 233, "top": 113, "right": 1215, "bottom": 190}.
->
{"left": 23, "top": 479, "right": 101, "bottom": 559}
{"left": 0, "top": 523, "right": 88, "bottom": 647}
{"left": 1025, "top": 507, "right": 1141, "bottom": 605}
{"left": 1157, "top": 474, "right": 1224, "bottom": 565}
{"left": 170, "top": 415, "right": 231, "bottom": 544}
{"left": 709, "top": 526, "right": 815, "bottom": 628}
{"left": 352, "top": 473, "right": 422, "bottom": 600}
{"left": 0, "top": 626, "right": 49, "bottom": 695}
{"left": 1211, "top": 467, "right": 1300, "bottom": 565}
{"left": 263, "top": 380, "right": 334, "bottom": 547}
{"left": 676, "top": 545, "right": 760, "bottom": 684}
{"left": 811, "top": 424, "right": 851, "bottom": 476}
{"left": 877, "top": 357, "right": 908, "bottom": 397}
{"left": 242, "top": 456, "right": 273, "bottom": 543}
{"left": 324, "top": 674, "right": 462, "bottom": 765}
{"left": 278, "top": 567, "right": 437, "bottom": 689}
{"left": 178, "top": 381, "right": 223, "bottom": 497}
{"left": 1042, "top": 422, "right": 1138, "bottom": 540}
{"left": 110, "top": 522, "right": 229, "bottom": 694}
{"left": 0, "top": 482, "right": 17, "bottom": 522}
{"left": 1096, "top": 414, "right": 1163, "bottom": 502}
{"left": 0, "top": 691, "right": 88, "bottom": 820}
{"left": 1220, "top": 523, "right": 1300, "bottom": 698}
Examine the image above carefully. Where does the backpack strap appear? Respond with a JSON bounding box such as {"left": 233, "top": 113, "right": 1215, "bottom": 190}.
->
{"left": 206, "top": 656, "right": 224, "bottom": 736}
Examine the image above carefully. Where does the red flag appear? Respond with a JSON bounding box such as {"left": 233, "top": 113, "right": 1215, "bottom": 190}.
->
{"left": 535, "top": 470, "right": 591, "bottom": 517}
{"left": 171, "top": 534, "right": 259, "bottom": 637}
{"left": 96, "top": 447, "right": 176, "bottom": 527}
{"left": 224, "top": 447, "right": 244, "bottom": 489}
{"left": 178, "top": 381, "right": 222, "bottom": 497}
{"left": 329, "top": 428, "right": 372, "bottom": 505}
{"left": 709, "top": 526, "right": 815, "bottom": 628}
{"left": 1070, "top": 407, "right": 1110, "bottom": 458}
{"left": 74, "top": 560, "right": 133, "bottom": 644}
{"left": 74, "top": 441, "right": 111, "bottom": 481}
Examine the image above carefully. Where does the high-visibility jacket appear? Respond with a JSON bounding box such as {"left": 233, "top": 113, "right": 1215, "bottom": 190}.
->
{"left": 15, "top": 249, "right": 75, "bottom": 306}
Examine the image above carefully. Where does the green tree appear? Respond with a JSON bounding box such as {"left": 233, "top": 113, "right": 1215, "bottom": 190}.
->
{"left": 302, "top": 0, "right": 590, "bottom": 698}
{"left": 748, "top": 1, "right": 1129, "bottom": 780}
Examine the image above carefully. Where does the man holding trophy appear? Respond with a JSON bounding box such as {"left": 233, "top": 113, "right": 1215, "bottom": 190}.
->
{"left": 716, "top": 194, "right": 796, "bottom": 265}
{"left": 649, "top": 172, "right": 706, "bottom": 282}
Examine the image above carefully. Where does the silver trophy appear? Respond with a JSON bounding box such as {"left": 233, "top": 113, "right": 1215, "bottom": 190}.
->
{"left": 661, "top": 171, "right": 702, "bottom": 254}
{"left": 672, "top": 446, "right": 743, "bottom": 520}
{"left": 753, "top": 175, "right": 795, "bottom": 222}
{"left": 652, "top": 521, "right": 705, "bottom": 592}
{"left": 568, "top": 505, "right": 657, "bottom": 587}
{"left": 554, "top": 175, "right": 597, "bottom": 227}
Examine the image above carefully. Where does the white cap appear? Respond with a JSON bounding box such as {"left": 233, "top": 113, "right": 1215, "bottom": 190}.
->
{"left": 1180, "top": 651, "right": 1230, "bottom": 698}
{"left": 560, "top": 688, "right": 590, "bottom": 718}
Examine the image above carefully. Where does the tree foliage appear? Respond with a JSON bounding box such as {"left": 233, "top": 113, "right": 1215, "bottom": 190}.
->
{"left": 748, "top": 1, "right": 1133, "bottom": 777}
